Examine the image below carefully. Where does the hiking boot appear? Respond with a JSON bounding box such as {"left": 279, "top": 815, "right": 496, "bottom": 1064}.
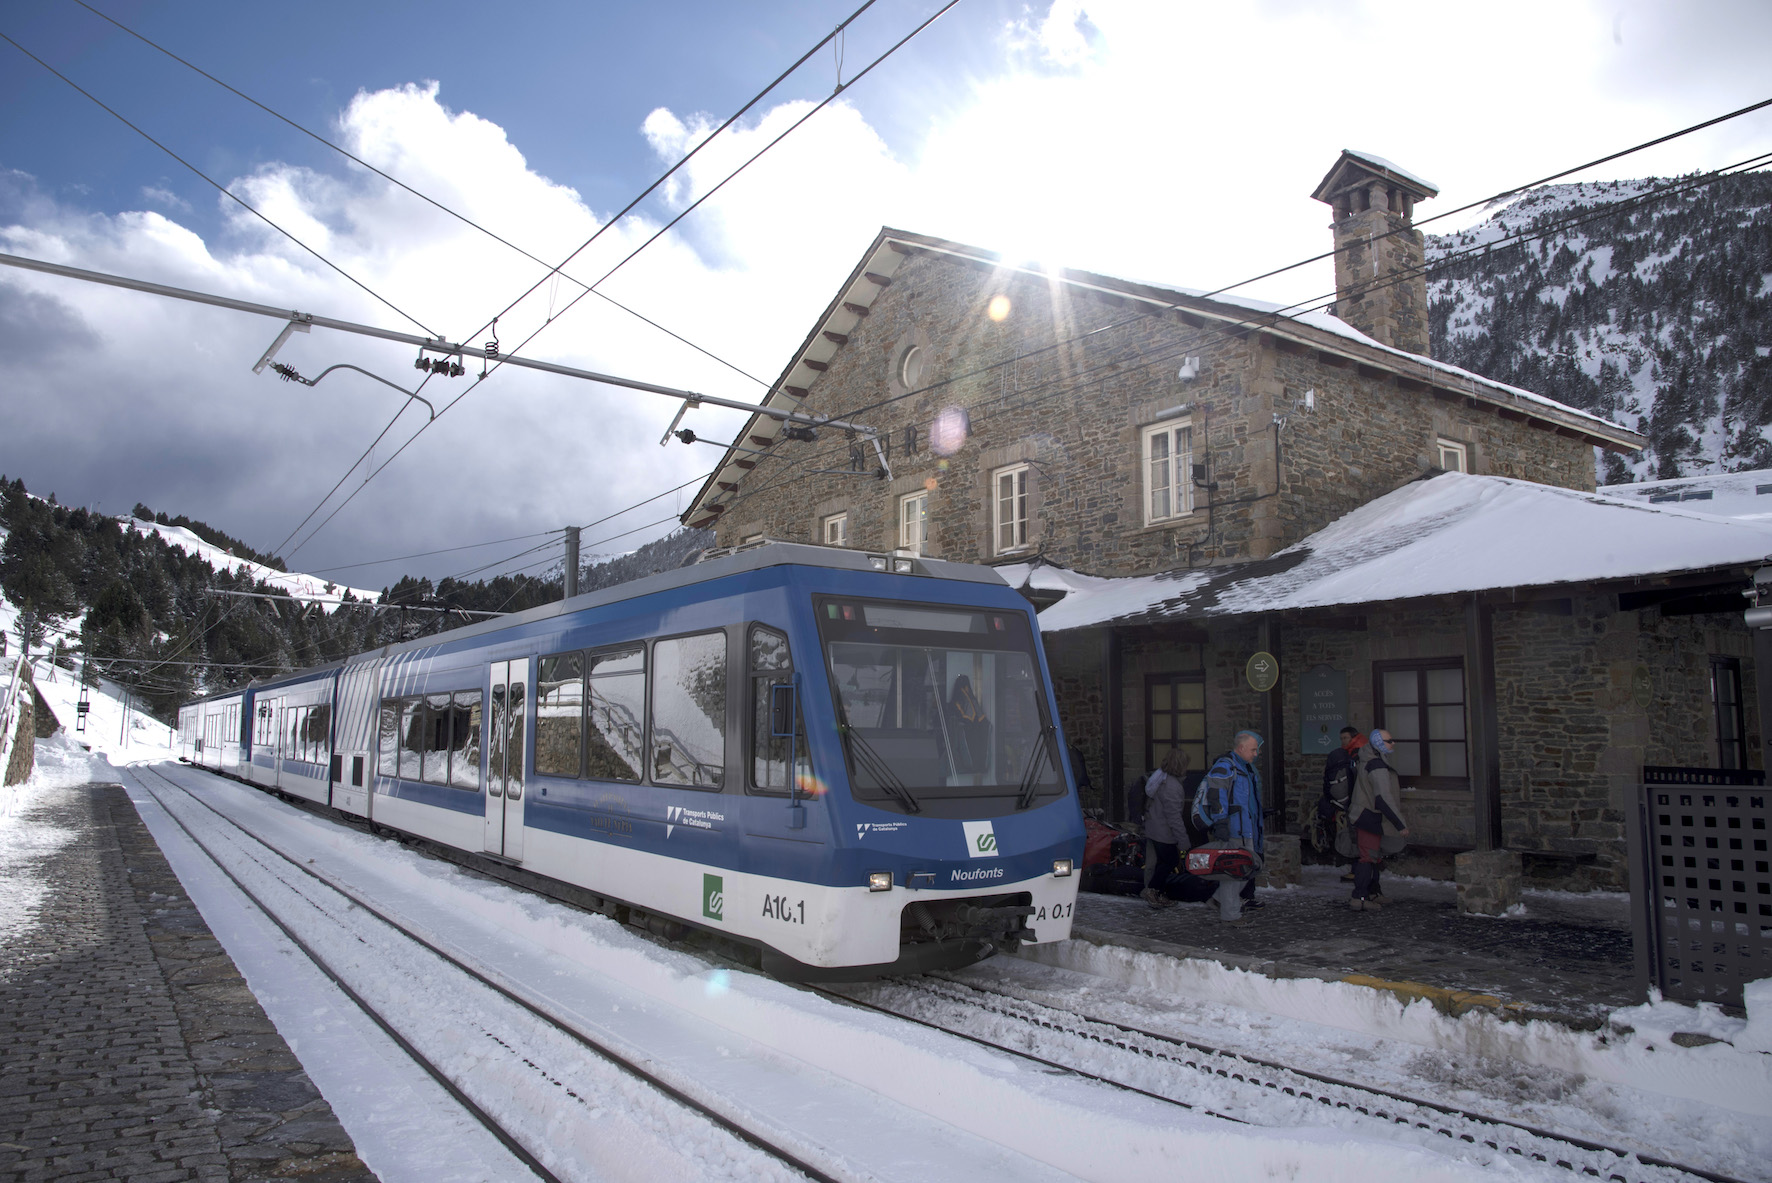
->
{"left": 1362, "top": 896, "right": 1384, "bottom": 910}
{"left": 1140, "top": 887, "right": 1167, "bottom": 909}
{"left": 1243, "top": 897, "right": 1267, "bottom": 911}
{"left": 1348, "top": 897, "right": 1366, "bottom": 911}
{"left": 1340, "top": 871, "right": 1356, "bottom": 882}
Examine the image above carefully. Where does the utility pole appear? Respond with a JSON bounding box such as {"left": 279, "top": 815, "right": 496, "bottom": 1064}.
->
{"left": 564, "top": 527, "right": 581, "bottom": 600}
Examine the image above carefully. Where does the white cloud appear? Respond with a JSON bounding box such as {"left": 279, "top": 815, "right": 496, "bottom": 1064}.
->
{"left": 139, "top": 185, "right": 190, "bottom": 213}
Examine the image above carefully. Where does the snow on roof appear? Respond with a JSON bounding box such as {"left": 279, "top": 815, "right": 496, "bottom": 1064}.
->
{"left": 124, "top": 519, "right": 380, "bottom": 609}
{"left": 1340, "top": 149, "right": 1440, "bottom": 196}
{"left": 1595, "top": 469, "right": 1772, "bottom": 523}
{"left": 1026, "top": 473, "right": 1772, "bottom": 633}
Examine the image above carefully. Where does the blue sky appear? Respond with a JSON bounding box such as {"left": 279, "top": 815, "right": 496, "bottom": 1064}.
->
{"left": 2, "top": 1, "right": 1770, "bottom": 588}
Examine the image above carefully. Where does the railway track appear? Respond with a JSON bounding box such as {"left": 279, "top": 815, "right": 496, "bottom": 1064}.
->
{"left": 130, "top": 763, "right": 830, "bottom": 1183}
{"left": 819, "top": 973, "right": 1750, "bottom": 1183}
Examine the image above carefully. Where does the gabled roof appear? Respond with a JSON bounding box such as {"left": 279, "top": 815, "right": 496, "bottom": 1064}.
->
{"left": 995, "top": 471, "right": 1772, "bottom": 632}
{"left": 682, "top": 228, "right": 1648, "bottom": 526}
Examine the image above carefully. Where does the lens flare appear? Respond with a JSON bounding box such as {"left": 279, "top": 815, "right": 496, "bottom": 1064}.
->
{"left": 987, "top": 295, "right": 1012, "bottom": 321}
{"left": 703, "top": 968, "right": 731, "bottom": 997}
{"left": 930, "top": 406, "right": 969, "bottom": 456}
{"left": 795, "top": 772, "right": 829, "bottom": 798}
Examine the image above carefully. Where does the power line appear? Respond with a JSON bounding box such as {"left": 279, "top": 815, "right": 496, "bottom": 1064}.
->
{"left": 0, "top": 32, "right": 434, "bottom": 335}
{"left": 70, "top": 0, "right": 774, "bottom": 392}
{"left": 305, "top": 530, "right": 564, "bottom": 575}
{"left": 277, "top": 0, "right": 959, "bottom": 561}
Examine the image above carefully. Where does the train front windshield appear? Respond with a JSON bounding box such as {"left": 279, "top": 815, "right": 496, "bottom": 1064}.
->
{"left": 816, "top": 598, "right": 1063, "bottom": 811}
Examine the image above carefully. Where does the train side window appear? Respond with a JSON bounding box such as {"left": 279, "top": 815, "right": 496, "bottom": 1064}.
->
{"left": 423, "top": 693, "right": 453, "bottom": 784}
{"left": 308, "top": 704, "right": 332, "bottom": 765}
{"left": 452, "top": 690, "right": 483, "bottom": 789}
{"left": 586, "top": 646, "right": 645, "bottom": 782}
{"left": 650, "top": 632, "right": 726, "bottom": 788}
{"left": 398, "top": 698, "right": 424, "bottom": 780}
{"left": 536, "top": 653, "right": 585, "bottom": 778}
{"left": 749, "top": 626, "right": 810, "bottom": 794}
{"left": 377, "top": 702, "right": 399, "bottom": 777}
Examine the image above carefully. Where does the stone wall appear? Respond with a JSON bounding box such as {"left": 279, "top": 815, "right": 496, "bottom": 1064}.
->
{"left": 1053, "top": 590, "right": 1766, "bottom": 890}
{"left": 715, "top": 250, "right": 1599, "bottom": 569}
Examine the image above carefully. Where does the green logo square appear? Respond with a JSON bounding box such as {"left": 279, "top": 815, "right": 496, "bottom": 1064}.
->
{"left": 703, "top": 874, "right": 724, "bottom": 921}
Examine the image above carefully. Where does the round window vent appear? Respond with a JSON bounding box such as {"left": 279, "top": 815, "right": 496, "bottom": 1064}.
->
{"left": 897, "top": 345, "right": 925, "bottom": 390}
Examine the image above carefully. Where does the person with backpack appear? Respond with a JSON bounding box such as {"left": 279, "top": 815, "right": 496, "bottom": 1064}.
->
{"left": 1193, "top": 730, "right": 1264, "bottom": 923}
{"left": 1318, "top": 725, "right": 1362, "bottom": 868}
{"left": 1140, "top": 747, "right": 1191, "bottom": 908}
{"left": 1349, "top": 729, "right": 1409, "bottom": 911}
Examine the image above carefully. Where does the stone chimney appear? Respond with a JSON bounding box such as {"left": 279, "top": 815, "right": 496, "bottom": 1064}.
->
{"left": 1311, "top": 150, "right": 1439, "bottom": 357}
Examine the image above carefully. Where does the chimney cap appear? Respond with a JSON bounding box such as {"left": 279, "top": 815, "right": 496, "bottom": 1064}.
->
{"left": 1311, "top": 149, "right": 1440, "bottom": 206}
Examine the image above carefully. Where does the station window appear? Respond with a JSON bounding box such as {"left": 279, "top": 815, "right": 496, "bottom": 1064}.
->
{"left": 993, "top": 463, "right": 1031, "bottom": 555}
{"left": 823, "top": 512, "right": 849, "bottom": 547}
{"left": 1142, "top": 420, "right": 1193, "bottom": 525}
{"left": 1436, "top": 438, "right": 1469, "bottom": 473}
{"left": 1375, "top": 660, "right": 1468, "bottom": 789}
{"left": 1711, "top": 656, "right": 1746, "bottom": 770}
{"left": 899, "top": 491, "right": 929, "bottom": 555}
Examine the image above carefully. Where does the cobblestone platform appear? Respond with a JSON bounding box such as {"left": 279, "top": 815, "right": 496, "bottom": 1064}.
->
{"left": 0, "top": 782, "right": 376, "bottom": 1183}
{"left": 1074, "top": 866, "right": 1636, "bottom": 1023}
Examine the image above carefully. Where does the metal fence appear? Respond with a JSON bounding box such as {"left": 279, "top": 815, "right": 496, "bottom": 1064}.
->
{"left": 1629, "top": 767, "right": 1771, "bottom": 1009}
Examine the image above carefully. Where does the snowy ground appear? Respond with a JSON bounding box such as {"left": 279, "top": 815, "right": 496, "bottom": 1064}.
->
{"left": 26, "top": 658, "right": 175, "bottom": 762}
{"left": 0, "top": 733, "right": 117, "bottom": 963}
{"left": 107, "top": 762, "right": 1770, "bottom": 1183}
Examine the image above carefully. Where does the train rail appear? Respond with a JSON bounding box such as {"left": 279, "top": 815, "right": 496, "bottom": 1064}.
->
{"left": 130, "top": 762, "right": 831, "bottom": 1183}
{"left": 819, "top": 974, "right": 1750, "bottom": 1183}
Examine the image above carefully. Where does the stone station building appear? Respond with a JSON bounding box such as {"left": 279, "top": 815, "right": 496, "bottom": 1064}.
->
{"left": 682, "top": 151, "right": 1768, "bottom": 900}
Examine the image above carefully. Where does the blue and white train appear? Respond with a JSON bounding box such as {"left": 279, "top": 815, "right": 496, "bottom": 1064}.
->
{"left": 178, "top": 542, "right": 1085, "bottom": 976}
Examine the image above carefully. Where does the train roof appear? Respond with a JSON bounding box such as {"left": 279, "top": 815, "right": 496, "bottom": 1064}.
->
{"left": 181, "top": 541, "right": 1010, "bottom": 707}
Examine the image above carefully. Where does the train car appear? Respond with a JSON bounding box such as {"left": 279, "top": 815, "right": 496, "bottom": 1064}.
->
{"left": 185, "top": 542, "right": 1086, "bottom": 977}
{"left": 178, "top": 688, "right": 247, "bottom": 775}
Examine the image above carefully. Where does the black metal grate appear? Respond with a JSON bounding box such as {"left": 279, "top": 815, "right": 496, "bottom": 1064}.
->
{"left": 1642, "top": 765, "right": 1765, "bottom": 786}
{"left": 1632, "top": 786, "right": 1772, "bottom": 1007}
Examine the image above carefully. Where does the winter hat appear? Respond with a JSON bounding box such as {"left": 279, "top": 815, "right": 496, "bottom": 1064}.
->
{"left": 1368, "top": 729, "right": 1392, "bottom": 753}
{"left": 1233, "top": 729, "right": 1263, "bottom": 749}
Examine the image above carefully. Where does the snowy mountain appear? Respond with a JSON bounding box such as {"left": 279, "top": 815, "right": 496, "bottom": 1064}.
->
{"left": 1425, "top": 169, "right": 1772, "bottom": 483}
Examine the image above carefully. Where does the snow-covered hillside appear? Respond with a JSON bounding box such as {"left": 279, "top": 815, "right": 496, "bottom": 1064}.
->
{"left": 1426, "top": 169, "right": 1772, "bottom": 483}
{"left": 122, "top": 518, "right": 377, "bottom": 607}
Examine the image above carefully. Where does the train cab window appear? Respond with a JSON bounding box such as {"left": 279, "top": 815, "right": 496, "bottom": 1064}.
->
{"left": 422, "top": 693, "right": 453, "bottom": 784}
{"left": 536, "top": 653, "right": 585, "bottom": 778}
{"left": 650, "top": 632, "right": 726, "bottom": 789}
{"left": 451, "top": 690, "right": 483, "bottom": 789}
{"left": 398, "top": 699, "right": 425, "bottom": 780}
{"left": 586, "top": 647, "right": 645, "bottom": 782}
{"left": 377, "top": 703, "right": 399, "bottom": 776}
{"left": 749, "top": 626, "right": 810, "bottom": 794}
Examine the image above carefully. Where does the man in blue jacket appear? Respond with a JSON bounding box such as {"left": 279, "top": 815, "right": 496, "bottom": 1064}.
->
{"left": 1193, "top": 730, "right": 1264, "bottom": 923}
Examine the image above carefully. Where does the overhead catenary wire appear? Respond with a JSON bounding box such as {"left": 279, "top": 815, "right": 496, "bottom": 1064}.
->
{"left": 0, "top": 31, "right": 435, "bottom": 335}
{"left": 276, "top": 0, "right": 960, "bottom": 562}
{"left": 68, "top": 0, "right": 774, "bottom": 391}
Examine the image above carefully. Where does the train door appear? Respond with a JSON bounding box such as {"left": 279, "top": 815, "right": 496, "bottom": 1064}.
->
{"left": 483, "top": 659, "right": 528, "bottom": 860}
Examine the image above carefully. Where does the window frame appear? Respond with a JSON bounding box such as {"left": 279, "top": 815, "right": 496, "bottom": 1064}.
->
{"left": 1373, "top": 658, "right": 1470, "bottom": 791}
{"left": 1436, "top": 438, "right": 1469, "bottom": 473}
{"left": 1144, "top": 671, "right": 1207, "bottom": 786}
{"left": 1140, "top": 419, "right": 1194, "bottom": 526}
{"left": 647, "top": 627, "right": 730, "bottom": 791}
{"left": 899, "top": 490, "right": 929, "bottom": 554}
{"left": 747, "top": 623, "right": 811, "bottom": 795}
{"left": 992, "top": 463, "right": 1031, "bottom": 556}
{"left": 822, "top": 512, "right": 849, "bottom": 548}
{"left": 1711, "top": 655, "right": 1747, "bottom": 771}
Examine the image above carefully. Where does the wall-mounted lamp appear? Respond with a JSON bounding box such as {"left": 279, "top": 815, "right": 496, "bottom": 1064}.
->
{"left": 1177, "top": 357, "right": 1201, "bottom": 382}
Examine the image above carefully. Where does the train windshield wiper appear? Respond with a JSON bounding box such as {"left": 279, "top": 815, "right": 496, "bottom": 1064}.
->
{"left": 839, "top": 724, "right": 922, "bottom": 814}
{"left": 1015, "top": 724, "right": 1056, "bottom": 811}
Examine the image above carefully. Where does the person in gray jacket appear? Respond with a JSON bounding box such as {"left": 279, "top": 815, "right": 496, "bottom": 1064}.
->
{"left": 1350, "top": 729, "right": 1409, "bottom": 911}
{"left": 1140, "top": 746, "right": 1191, "bottom": 908}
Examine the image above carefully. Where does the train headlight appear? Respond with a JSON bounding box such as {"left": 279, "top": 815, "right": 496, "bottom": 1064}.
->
{"left": 1052, "top": 858, "right": 1073, "bottom": 878}
{"left": 867, "top": 555, "right": 889, "bottom": 571}
{"left": 868, "top": 871, "right": 893, "bottom": 892}
{"left": 893, "top": 558, "right": 915, "bottom": 574}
